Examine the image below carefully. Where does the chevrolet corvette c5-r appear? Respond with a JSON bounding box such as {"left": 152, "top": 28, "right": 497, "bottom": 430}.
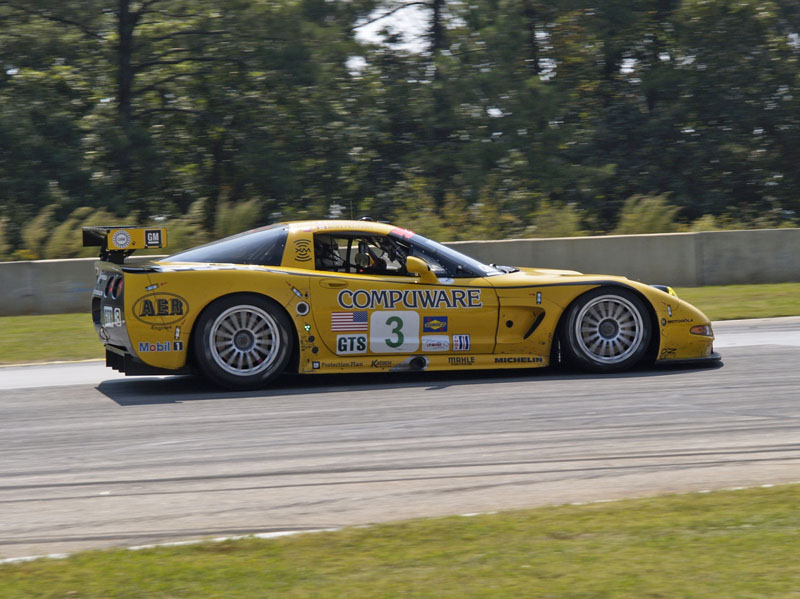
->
{"left": 83, "top": 220, "right": 719, "bottom": 389}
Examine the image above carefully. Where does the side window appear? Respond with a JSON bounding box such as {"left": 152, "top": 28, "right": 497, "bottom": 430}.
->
{"left": 314, "top": 234, "right": 347, "bottom": 271}
{"left": 314, "top": 233, "right": 409, "bottom": 276}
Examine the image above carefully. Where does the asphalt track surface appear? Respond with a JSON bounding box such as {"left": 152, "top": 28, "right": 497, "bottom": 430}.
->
{"left": 1, "top": 317, "right": 799, "bottom": 560}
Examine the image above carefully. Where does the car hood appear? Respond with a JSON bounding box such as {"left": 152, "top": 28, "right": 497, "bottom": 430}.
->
{"left": 488, "top": 266, "right": 641, "bottom": 290}
{"left": 514, "top": 266, "right": 584, "bottom": 277}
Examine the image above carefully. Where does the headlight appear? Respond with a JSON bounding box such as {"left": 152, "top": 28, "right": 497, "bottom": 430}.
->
{"left": 651, "top": 284, "right": 678, "bottom": 297}
{"left": 690, "top": 324, "right": 713, "bottom": 337}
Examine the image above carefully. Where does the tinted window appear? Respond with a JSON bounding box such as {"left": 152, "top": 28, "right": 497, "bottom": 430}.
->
{"left": 393, "top": 231, "right": 503, "bottom": 278}
{"left": 164, "top": 225, "right": 288, "bottom": 266}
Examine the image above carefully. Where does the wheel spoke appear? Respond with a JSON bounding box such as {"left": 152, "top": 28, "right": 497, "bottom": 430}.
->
{"left": 574, "top": 294, "right": 646, "bottom": 365}
{"left": 208, "top": 304, "right": 283, "bottom": 377}
{"left": 587, "top": 337, "right": 603, "bottom": 353}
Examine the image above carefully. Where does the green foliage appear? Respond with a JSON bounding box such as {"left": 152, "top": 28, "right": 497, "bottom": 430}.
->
{"left": 388, "top": 176, "right": 449, "bottom": 240}
{"left": 528, "top": 199, "right": 586, "bottom": 238}
{"left": 42, "top": 206, "right": 117, "bottom": 258}
{"left": 21, "top": 205, "right": 58, "bottom": 260}
{"left": 0, "top": 217, "right": 11, "bottom": 259}
{"left": 215, "top": 199, "right": 264, "bottom": 238}
{"left": 614, "top": 193, "right": 680, "bottom": 235}
{"left": 161, "top": 199, "right": 214, "bottom": 252}
{"left": 1, "top": 0, "right": 800, "bottom": 257}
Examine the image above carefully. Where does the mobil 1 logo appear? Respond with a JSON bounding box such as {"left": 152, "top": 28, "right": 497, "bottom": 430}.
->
{"left": 337, "top": 334, "right": 367, "bottom": 355}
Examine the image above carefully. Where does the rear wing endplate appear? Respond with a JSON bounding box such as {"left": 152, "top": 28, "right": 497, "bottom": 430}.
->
{"left": 82, "top": 226, "right": 167, "bottom": 264}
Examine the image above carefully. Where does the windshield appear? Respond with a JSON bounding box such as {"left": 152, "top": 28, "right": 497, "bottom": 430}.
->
{"left": 390, "top": 228, "right": 503, "bottom": 278}
{"left": 163, "top": 224, "right": 288, "bottom": 266}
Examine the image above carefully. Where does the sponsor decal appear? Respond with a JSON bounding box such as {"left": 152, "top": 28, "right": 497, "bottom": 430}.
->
{"left": 103, "top": 306, "right": 123, "bottom": 327}
{"left": 294, "top": 239, "right": 312, "bottom": 262}
{"left": 390, "top": 227, "right": 415, "bottom": 240}
{"left": 448, "top": 356, "right": 475, "bottom": 366}
{"left": 452, "top": 334, "right": 471, "bottom": 351}
{"left": 338, "top": 288, "right": 482, "bottom": 310}
{"left": 337, "top": 334, "right": 367, "bottom": 355}
{"left": 423, "top": 316, "right": 448, "bottom": 332}
{"left": 94, "top": 273, "right": 108, "bottom": 294}
{"left": 133, "top": 293, "right": 189, "bottom": 326}
{"left": 318, "top": 360, "right": 364, "bottom": 368}
{"left": 494, "top": 356, "right": 543, "bottom": 364}
{"left": 661, "top": 318, "right": 694, "bottom": 326}
{"left": 112, "top": 230, "right": 131, "bottom": 249}
{"left": 138, "top": 341, "right": 177, "bottom": 352}
{"left": 371, "top": 359, "right": 393, "bottom": 368}
{"left": 659, "top": 347, "right": 678, "bottom": 359}
{"left": 331, "top": 310, "right": 368, "bottom": 331}
{"left": 421, "top": 335, "right": 449, "bottom": 351}
{"left": 144, "top": 229, "right": 163, "bottom": 248}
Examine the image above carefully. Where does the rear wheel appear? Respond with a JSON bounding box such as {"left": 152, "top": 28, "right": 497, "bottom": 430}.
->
{"left": 193, "top": 294, "right": 293, "bottom": 389}
{"left": 562, "top": 288, "right": 651, "bottom": 373}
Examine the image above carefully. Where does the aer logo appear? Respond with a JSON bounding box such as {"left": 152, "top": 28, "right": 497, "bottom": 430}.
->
{"left": 336, "top": 334, "right": 367, "bottom": 355}
{"left": 133, "top": 293, "right": 189, "bottom": 326}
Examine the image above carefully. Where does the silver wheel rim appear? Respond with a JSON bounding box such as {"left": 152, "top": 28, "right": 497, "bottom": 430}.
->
{"left": 574, "top": 295, "right": 644, "bottom": 364}
{"left": 208, "top": 305, "right": 281, "bottom": 376}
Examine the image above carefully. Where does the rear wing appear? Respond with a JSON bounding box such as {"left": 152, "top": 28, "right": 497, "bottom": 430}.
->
{"left": 82, "top": 226, "right": 167, "bottom": 264}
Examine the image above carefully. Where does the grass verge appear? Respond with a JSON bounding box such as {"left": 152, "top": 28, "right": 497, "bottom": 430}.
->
{"left": 0, "top": 312, "right": 102, "bottom": 365}
{"left": 2, "top": 485, "right": 799, "bottom": 598}
{"left": 1, "top": 282, "right": 799, "bottom": 365}
{"left": 674, "top": 282, "right": 800, "bottom": 321}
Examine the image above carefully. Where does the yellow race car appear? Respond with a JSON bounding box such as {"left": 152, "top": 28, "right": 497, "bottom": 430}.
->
{"left": 83, "top": 220, "right": 720, "bottom": 389}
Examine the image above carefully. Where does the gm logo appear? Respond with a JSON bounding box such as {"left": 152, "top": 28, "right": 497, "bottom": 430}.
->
{"left": 145, "top": 229, "right": 163, "bottom": 248}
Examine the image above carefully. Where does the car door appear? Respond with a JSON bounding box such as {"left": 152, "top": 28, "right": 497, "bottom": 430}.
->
{"left": 310, "top": 273, "right": 498, "bottom": 358}
{"left": 307, "top": 232, "right": 498, "bottom": 360}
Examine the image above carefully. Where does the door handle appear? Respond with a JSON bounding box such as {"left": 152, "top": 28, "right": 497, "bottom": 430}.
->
{"left": 320, "top": 279, "right": 348, "bottom": 289}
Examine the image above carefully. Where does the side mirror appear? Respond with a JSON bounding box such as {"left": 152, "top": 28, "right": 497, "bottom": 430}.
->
{"left": 405, "top": 256, "right": 438, "bottom": 284}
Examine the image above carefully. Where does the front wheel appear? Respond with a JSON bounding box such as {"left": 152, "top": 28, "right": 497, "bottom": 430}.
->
{"left": 561, "top": 288, "right": 652, "bottom": 373}
{"left": 193, "top": 294, "right": 293, "bottom": 389}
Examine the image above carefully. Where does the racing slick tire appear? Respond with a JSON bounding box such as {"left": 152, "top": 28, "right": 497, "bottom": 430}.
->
{"left": 193, "top": 294, "right": 294, "bottom": 390}
{"left": 561, "top": 287, "right": 652, "bottom": 373}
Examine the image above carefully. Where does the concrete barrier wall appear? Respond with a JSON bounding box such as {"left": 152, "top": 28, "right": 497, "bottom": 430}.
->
{"left": 0, "top": 256, "right": 164, "bottom": 317}
{"left": 449, "top": 228, "right": 800, "bottom": 287}
{"left": 0, "top": 228, "right": 798, "bottom": 316}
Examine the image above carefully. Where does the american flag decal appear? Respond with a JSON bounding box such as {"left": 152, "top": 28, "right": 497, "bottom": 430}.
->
{"left": 331, "top": 311, "right": 368, "bottom": 331}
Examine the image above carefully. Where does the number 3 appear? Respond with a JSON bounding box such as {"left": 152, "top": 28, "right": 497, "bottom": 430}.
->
{"left": 369, "top": 310, "right": 419, "bottom": 353}
{"left": 385, "top": 316, "right": 404, "bottom": 348}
